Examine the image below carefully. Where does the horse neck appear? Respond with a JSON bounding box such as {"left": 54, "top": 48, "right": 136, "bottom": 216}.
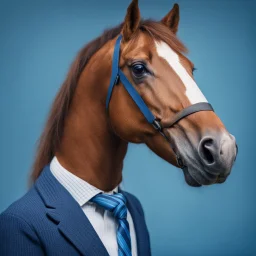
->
{"left": 56, "top": 40, "right": 128, "bottom": 191}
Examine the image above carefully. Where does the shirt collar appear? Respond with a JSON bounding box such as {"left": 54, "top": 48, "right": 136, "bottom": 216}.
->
{"left": 50, "top": 156, "right": 118, "bottom": 207}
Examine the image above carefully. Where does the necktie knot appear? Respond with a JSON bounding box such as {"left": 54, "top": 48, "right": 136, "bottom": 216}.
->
{"left": 90, "top": 193, "right": 128, "bottom": 219}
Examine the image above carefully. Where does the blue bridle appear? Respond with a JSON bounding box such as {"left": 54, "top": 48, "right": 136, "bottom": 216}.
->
{"left": 106, "top": 34, "right": 214, "bottom": 166}
{"left": 106, "top": 35, "right": 156, "bottom": 124}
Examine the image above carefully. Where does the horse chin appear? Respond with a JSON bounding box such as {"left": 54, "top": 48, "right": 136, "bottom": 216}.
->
{"left": 182, "top": 166, "right": 202, "bottom": 187}
{"left": 182, "top": 165, "right": 225, "bottom": 187}
{"left": 182, "top": 162, "right": 232, "bottom": 187}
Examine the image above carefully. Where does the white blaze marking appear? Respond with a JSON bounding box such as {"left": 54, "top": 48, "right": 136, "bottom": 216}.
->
{"left": 155, "top": 41, "right": 207, "bottom": 104}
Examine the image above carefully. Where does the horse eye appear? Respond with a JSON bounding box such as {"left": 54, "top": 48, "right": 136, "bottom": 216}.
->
{"left": 131, "top": 63, "right": 147, "bottom": 78}
{"left": 192, "top": 67, "right": 197, "bottom": 74}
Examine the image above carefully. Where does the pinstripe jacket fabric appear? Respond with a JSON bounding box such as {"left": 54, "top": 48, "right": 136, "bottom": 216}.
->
{"left": 0, "top": 166, "right": 151, "bottom": 256}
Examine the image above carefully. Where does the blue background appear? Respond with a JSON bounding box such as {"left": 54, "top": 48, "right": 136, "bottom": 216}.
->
{"left": 0, "top": 0, "right": 255, "bottom": 255}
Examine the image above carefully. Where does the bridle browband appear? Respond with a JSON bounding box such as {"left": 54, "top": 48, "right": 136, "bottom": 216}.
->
{"left": 106, "top": 35, "right": 214, "bottom": 167}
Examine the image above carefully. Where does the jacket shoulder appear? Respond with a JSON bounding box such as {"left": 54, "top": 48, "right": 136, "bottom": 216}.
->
{"left": 0, "top": 185, "right": 44, "bottom": 222}
{"left": 0, "top": 187, "right": 45, "bottom": 255}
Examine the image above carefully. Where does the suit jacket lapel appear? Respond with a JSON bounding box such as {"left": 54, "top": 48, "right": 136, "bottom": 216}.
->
{"left": 121, "top": 190, "right": 151, "bottom": 256}
{"left": 35, "top": 165, "right": 109, "bottom": 256}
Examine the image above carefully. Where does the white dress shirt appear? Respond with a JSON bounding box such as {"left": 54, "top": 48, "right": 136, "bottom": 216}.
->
{"left": 50, "top": 156, "right": 137, "bottom": 256}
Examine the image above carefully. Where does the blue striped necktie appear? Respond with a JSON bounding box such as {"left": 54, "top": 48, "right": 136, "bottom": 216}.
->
{"left": 90, "top": 193, "right": 132, "bottom": 256}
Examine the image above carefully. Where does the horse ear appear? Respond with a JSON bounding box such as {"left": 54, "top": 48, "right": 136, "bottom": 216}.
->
{"left": 122, "top": 0, "right": 141, "bottom": 42}
{"left": 161, "top": 3, "right": 180, "bottom": 34}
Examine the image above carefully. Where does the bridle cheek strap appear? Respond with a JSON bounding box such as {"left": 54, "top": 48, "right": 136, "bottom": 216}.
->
{"left": 118, "top": 70, "right": 156, "bottom": 123}
{"left": 106, "top": 34, "right": 155, "bottom": 124}
{"left": 106, "top": 35, "right": 122, "bottom": 109}
{"left": 106, "top": 34, "right": 214, "bottom": 143}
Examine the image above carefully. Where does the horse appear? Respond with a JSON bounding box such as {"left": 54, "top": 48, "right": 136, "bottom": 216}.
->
{"left": 31, "top": 0, "right": 237, "bottom": 190}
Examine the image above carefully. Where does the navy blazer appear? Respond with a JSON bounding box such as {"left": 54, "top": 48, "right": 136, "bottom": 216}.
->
{"left": 0, "top": 166, "right": 151, "bottom": 255}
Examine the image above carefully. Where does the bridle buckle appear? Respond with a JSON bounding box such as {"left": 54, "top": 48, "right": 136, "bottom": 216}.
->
{"left": 114, "top": 75, "right": 120, "bottom": 85}
{"left": 152, "top": 119, "right": 162, "bottom": 131}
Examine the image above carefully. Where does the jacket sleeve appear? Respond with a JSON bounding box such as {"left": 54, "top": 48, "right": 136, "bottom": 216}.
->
{"left": 0, "top": 213, "right": 44, "bottom": 256}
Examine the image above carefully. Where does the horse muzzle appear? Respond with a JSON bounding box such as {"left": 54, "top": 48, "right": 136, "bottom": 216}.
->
{"left": 173, "top": 132, "right": 238, "bottom": 187}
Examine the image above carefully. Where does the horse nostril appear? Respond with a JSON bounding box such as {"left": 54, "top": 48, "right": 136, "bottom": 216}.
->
{"left": 198, "top": 133, "right": 236, "bottom": 175}
{"left": 198, "top": 138, "right": 215, "bottom": 165}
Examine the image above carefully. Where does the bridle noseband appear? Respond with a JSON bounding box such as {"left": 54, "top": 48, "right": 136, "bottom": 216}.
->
{"left": 106, "top": 35, "right": 214, "bottom": 167}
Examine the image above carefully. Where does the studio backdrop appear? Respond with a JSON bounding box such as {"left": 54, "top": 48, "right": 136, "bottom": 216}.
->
{"left": 0, "top": 0, "right": 255, "bottom": 255}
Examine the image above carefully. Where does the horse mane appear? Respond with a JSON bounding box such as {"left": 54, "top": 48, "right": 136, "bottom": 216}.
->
{"left": 31, "top": 20, "right": 187, "bottom": 182}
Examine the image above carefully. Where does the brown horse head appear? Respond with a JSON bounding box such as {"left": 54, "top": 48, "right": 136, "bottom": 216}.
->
{"left": 32, "top": 0, "right": 237, "bottom": 189}
{"left": 107, "top": 0, "right": 237, "bottom": 186}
